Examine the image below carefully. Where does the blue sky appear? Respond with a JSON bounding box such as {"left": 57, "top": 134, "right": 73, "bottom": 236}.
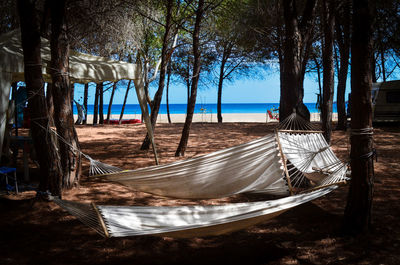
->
{"left": 74, "top": 70, "right": 351, "bottom": 105}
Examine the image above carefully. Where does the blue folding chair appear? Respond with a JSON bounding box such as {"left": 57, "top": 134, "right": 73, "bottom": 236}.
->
{"left": 0, "top": 167, "right": 18, "bottom": 194}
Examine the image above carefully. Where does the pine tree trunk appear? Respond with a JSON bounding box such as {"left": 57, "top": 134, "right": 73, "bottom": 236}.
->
{"left": 217, "top": 47, "right": 228, "bottom": 124}
{"left": 49, "top": 0, "right": 81, "bottom": 189}
{"left": 17, "top": 0, "right": 62, "bottom": 196}
{"left": 83, "top": 83, "right": 88, "bottom": 124}
{"left": 119, "top": 80, "right": 131, "bottom": 123}
{"left": 335, "top": 0, "right": 351, "bottom": 131}
{"left": 175, "top": 0, "right": 204, "bottom": 157}
{"left": 99, "top": 83, "right": 104, "bottom": 124}
{"left": 93, "top": 83, "right": 99, "bottom": 125}
{"left": 166, "top": 61, "right": 172, "bottom": 124}
{"left": 280, "top": 0, "right": 316, "bottom": 122}
{"left": 321, "top": 0, "right": 335, "bottom": 143}
{"left": 343, "top": 0, "right": 375, "bottom": 235}
{"left": 46, "top": 83, "right": 55, "bottom": 127}
{"left": 106, "top": 82, "right": 117, "bottom": 123}
{"left": 141, "top": 0, "right": 174, "bottom": 150}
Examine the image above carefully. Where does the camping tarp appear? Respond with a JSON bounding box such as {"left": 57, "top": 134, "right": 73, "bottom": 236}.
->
{"left": 0, "top": 29, "right": 146, "bottom": 158}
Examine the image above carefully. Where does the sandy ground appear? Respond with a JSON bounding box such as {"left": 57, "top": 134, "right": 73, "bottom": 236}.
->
{"left": 0, "top": 122, "right": 399, "bottom": 265}
{"left": 77, "top": 112, "right": 337, "bottom": 124}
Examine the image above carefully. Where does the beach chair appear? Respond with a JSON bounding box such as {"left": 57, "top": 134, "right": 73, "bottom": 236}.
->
{"left": 267, "top": 110, "right": 279, "bottom": 121}
{"left": 0, "top": 167, "right": 18, "bottom": 194}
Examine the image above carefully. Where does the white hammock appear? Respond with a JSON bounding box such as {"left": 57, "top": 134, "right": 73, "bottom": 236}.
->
{"left": 54, "top": 186, "right": 337, "bottom": 238}
{"left": 97, "top": 131, "right": 347, "bottom": 199}
{"left": 103, "top": 134, "right": 288, "bottom": 198}
{"left": 54, "top": 114, "right": 349, "bottom": 238}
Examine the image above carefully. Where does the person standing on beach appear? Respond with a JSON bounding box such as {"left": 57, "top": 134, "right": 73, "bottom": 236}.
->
{"left": 74, "top": 99, "right": 85, "bottom": 125}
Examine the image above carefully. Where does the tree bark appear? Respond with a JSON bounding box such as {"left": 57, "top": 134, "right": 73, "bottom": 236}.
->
{"left": 49, "top": 0, "right": 81, "bottom": 189}
{"left": 46, "top": 83, "right": 55, "bottom": 127}
{"left": 175, "top": 0, "right": 204, "bottom": 157}
{"left": 335, "top": 0, "right": 351, "bottom": 131}
{"left": 343, "top": 0, "right": 375, "bottom": 235}
{"left": 166, "top": 60, "right": 172, "bottom": 124}
{"left": 93, "top": 83, "right": 100, "bottom": 125}
{"left": 119, "top": 80, "right": 131, "bottom": 123}
{"left": 17, "top": 0, "right": 62, "bottom": 196}
{"left": 141, "top": 0, "right": 174, "bottom": 150}
{"left": 82, "top": 83, "right": 88, "bottom": 124}
{"left": 106, "top": 82, "right": 117, "bottom": 123}
{"left": 99, "top": 83, "right": 104, "bottom": 124}
{"left": 217, "top": 45, "right": 230, "bottom": 123}
{"left": 280, "top": 0, "right": 316, "bottom": 122}
{"left": 321, "top": 0, "right": 335, "bottom": 143}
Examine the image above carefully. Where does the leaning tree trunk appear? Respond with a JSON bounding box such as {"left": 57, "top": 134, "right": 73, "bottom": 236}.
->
{"left": 343, "top": 0, "right": 375, "bottom": 235}
{"left": 106, "top": 82, "right": 117, "bottom": 123}
{"left": 83, "top": 83, "right": 88, "bottom": 124}
{"left": 119, "top": 80, "right": 131, "bottom": 123}
{"left": 93, "top": 83, "right": 100, "bottom": 124}
{"left": 17, "top": 0, "right": 62, "bottom": 196}
{"left": 141, "top": 0, "right": 174, "bottom": 150}
{"left": 50, "top": 0, "right": 81, "bottom": 189}
{"left": 166, "top": 60, "right": 172, "bottom": 124}
{"left": 175, "top": 0, "right": 204, "bottom": 157}
{"left": 335, "top": 0, "right": 351, "bottom": 131}
{"left": 321, "top": 0, "right": 335, "bottom": 143}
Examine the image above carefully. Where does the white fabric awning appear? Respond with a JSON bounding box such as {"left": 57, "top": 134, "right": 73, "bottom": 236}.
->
{"left": 0, "top": 29, "right": 139, "bottom": 158}
{"left": 0, "top": 29, "right": 138, "bottom": 83}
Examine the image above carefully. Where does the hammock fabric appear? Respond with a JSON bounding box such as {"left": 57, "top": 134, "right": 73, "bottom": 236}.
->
{"left": 104, "top": 134, "right": 287, "bottom": 199}
{"left": 54, "top": 186, "right": 337, "bottom": 238}
{"left": 54, "top": 114, "right": 349, "bottom": 238}
{"left": 98, "top": 131, "right": 347, "bottom": 199}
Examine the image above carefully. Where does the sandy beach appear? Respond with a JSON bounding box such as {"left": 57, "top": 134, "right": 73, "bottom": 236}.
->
{"left": 76, "top": 112, "right": 337, "bottom": 124}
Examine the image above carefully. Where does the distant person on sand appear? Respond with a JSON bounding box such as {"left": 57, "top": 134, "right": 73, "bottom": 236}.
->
{"left": 74, "top": 99, "right": 85, "bottom": 125}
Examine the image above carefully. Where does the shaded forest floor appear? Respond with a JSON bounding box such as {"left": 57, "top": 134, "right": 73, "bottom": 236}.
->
{"left": 0, "top": 122, "right": 399, "bottom": 264}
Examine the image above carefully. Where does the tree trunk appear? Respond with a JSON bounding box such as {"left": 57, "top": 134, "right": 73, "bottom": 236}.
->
{"left": 313, "top": 56, "right": 322, "bottom": 112}
{"left": 93, "top": 83, "right": 100, "bottom": 124}
{"left": 380, "top": 48, "right": 386, "bottom": 82}
{"left": 46, "top": 83, "right": 55, "bottom": 127}
{"left": 83, "top": 83, "right": 88, "bottom": 124}
{"left": 280, "top": 0, "right": 316, "bottom": 122}
{"left": 217, "top": 46, "right": 229, "bottom": 123}
{"left": 166, "top": 60, "right": 172, "bottom": 124}
{"left": 343, "top": 0, "right": 375, "bottom": 235}
{"left": 175, "top": 0, "right": 204, "bottom": 157}
{"left": 17, "top": 0, "right": 62, "bottom": 196}
{"left": 99, "top": 83, "right": 104, "bottom": 124}
{"left": 119, "top": 80, "right": 131, "bottom": 123}
{"left": 335, "top": 0, "right": 351, "bottom": 131}
{"left": 49, "top": 0, "right": 81, "bottom": 189}
{"left": 141, "top": 0, "right": 174, "bottom": 150}
{"left": 321, "top": 0, "right": 335, "bottom": 143}
{"left": 106, "top": 82, "right": 117, "bottom": 123}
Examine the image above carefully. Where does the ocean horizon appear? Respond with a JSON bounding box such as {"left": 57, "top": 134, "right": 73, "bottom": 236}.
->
{"left": 74, "top": 103, "right": 338, "bottom": 115}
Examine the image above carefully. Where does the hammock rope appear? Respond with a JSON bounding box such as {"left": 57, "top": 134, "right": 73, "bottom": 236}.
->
{"left": 51, "top": 112, "right": 349, "bottom": 238}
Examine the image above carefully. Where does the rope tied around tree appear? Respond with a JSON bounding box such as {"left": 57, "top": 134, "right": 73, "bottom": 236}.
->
{"left": 350, "top": 127, "right": 377, "bottom": 162}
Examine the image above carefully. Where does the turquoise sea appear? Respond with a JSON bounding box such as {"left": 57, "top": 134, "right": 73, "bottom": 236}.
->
{"left": 74, "top": 103, "right": 337, "bottom": 115}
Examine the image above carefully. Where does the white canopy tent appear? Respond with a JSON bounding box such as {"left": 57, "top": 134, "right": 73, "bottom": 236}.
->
{"left": 0, "top": 29, "right": 157, "bottom": 163}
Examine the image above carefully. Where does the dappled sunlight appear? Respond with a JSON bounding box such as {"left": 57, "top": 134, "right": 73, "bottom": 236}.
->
{"left": 1, "top": 122, "right": 399, "bottom": 264}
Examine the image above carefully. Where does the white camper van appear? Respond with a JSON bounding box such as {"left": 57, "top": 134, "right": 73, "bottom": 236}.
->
{"left": 372, "top": 80, "right": 400, "bottom": 122}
